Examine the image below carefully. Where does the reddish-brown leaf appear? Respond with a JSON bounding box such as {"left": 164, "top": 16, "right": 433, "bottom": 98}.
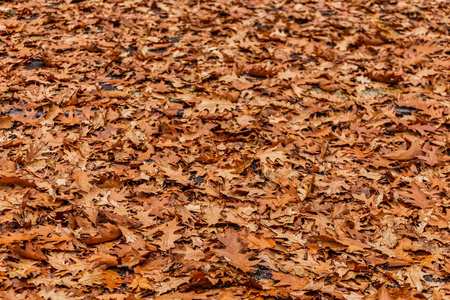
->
{"left": 0, "top": 176, "right": 36, "bottom": 187}
{"left": 399, "top": 182, "right": 431, "bottom": 209}
{"left": 82, "top": 223, "right": 122, "bottom": 245}
{"left": 214, "top": 230, "right": 258, "bottom": 273}
{"left": 377, "top": 284, "right": 393, "bottom": 300}
{"left": 9, "top": 242, "right": 48, "bottom": 261}
{"left": 383, "top": 140, "right": 422, "bottom": 161}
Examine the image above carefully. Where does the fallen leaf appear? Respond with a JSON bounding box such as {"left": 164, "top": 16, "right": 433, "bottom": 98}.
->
{"left": 0, "top": 116, "right": 13, "bottom": 129}
{"left": 399, "top": 182, "right": 431, "bottom": 209}
{"left": 73, "top": 170, "right": 93, "bottom": 192}
{"left": 214, "top": 230, "right": 258, "bottom": 273}
{"left": 377, "top": 284, "right": 393, "bottom": 300}
{"left": 82, "top": 223, "right": 122, "bottom": 245}
{"left": 417, "top": 146, "right": 443, "bottom": 166}
{"left": 10, "top": 242, "right": 48, "bottom": 261}
{"left": 155, "top": 219, "right": 183, "bottom": 251}
{"left": 0, "top": 176, "right": 36, "bottom": 187}
{"left": 384, "top": 139, "right": 422, "bottom": 160}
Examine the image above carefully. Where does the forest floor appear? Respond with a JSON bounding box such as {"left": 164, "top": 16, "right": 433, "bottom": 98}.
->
{"left": 0, "top": 0, "right": 449, "bottom": 299}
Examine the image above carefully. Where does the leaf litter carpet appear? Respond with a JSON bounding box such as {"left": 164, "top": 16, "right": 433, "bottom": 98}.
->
{"left": 0, "top": 0, "right": 449, "bottom": 299}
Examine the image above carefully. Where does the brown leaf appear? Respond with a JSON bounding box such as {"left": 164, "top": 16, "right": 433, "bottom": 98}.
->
{"left": 73, "top": 170, "right": 93, "bottom": 192}
{"left": 318, "top": 79, "right": 339, "bottom": 92}
{"left": 159, "top": 165, "right": 192, "bottom": 186}
{"left": 272, "top": 272, "right": 308, "bottom": 291}
{"left": 417, "top": 146, "right": 443, "bottom": 166}
{"left": 155, "top": 219, "right": 183, "bottom": 251}
{"left": 214, "top": 230, "right": 258, "bottom": 273}
{"left": 0, "top": 176, "right": 36, "bottom": 187}
{"left": 399, "top": 182, "right": 431, "bottom": 209}
{"left": 290, "top": 83, "right": 304, "bottom": 98}
{"left": 383, "top": 139, "right": 422, "bottom": 160}
{"left": 101, "top": 270, "right": 125, "bottom": 292}
{"left": 10, "top": 242, "right": 48, "bottom": 261}
{"left": 368, "top": 70, "right": 403, "bottom": 84}
{"left": 246, "top": 64, "right": 278, "bottom": 77}
{"left": 256, "top": 147, "right": 287, "bottom": 164}
{"left": 82, "top": 223, "right": 122, "bottom": 245}
{"left": 404, "top": 265, "right": 424, "bottom": 292}
{"left": 89, "top": 252, "right": 119, "bottom": 269}
{"left": 0, "top": 116, "right": 13, "bottom": 129}
{"left": 377, "top": 284, "right": 393, "bottom": 300}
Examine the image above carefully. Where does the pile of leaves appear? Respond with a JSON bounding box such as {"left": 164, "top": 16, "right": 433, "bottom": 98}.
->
{"left": 0, "top": 0, "right": 449, "bottom": 299}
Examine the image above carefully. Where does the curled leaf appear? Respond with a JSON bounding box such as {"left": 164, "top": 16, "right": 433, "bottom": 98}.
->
{"left": 82, "top": 223, "right": 122, "bottom": 245}
{"left": 0, "top": 176, "right": 36, "bottom": 187}
{"left": 10, "top": 242, "right": 48, "bottom": 261}
{"left": 383, "top": 140, "right": 422, "bottom": 161}
{"left": 246, "top": 64, "right": 278, "bottom": 77}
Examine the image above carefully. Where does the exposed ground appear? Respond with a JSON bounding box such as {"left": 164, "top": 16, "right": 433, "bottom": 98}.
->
{"left": 0, "top": 0, "right": 449, "bottom": 299}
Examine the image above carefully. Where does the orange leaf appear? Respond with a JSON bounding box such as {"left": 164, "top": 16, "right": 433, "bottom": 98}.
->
{"left": 9, "top": 242, "right": 48, "bottom": 261}
{"left": 0, "top": 176, "right": 36, "bottom": 187}
{"left": 247, "top": 64, "right": 278, "bottom": 77}
{"left": 377, "top": 284, "right": 393, "bottom": 300}
{"left": 82, "top": 223, "right": 122, "bottom": 245}
{"left": 383, "top": 139, "right": 422, "bottom": 161}
{"left": 399, "top": 182, "right": 431, "bottom": 209}
{"left": 74, "top": 170, "right": 93, "bottom": 192}
{"left": 155, "top": 219, "right": 183, "bottom": 251}
{"left": 0, "top": 116, "right": 13, "bottom": 129}
{"left": 214, "top": 230, "right": 258, "bottom": 273}
{"left": 417, "top": 146, "right": 443, "bottom": 166}
{"left": 272, "top": 272, "right": 308, "bottom": 291}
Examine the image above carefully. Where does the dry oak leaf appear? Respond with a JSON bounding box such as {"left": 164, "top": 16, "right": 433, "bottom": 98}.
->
{"left": 399, "top": 182, "right": 431, "bottom": 209}
{"left": 256, "top": 147, "right": 287, "bottom": 164}
{"left": 73, "top": 170, "right": 93, "bottom": 192}
{"left": 89, "top": 252, "right": 120, "bottom": 269}
{"left": 55, "top": 110, "right": 81, "bottom": 124}
{"left": 0, "top": 116, "right": 13, "bottom": 129}
{"left": 101, "top": 269, "right": 125, "bottom": 292}
{"left": 383, "top": 139, "right": 422, "bottom": 161}
{"left": 291, "top": 83, "right": 304, "bottom": 98}
{"left": 0, "top": 176, "right": 36, "bottom": 187}
{"left": 82, "top": 223, "right": 122, "bottom": 245}
{"left": 368, "top": 70, "right": 403, "bottom": 84}
{"left": 407, "top": 124, "right": 437, "bottom": 136}
{"left": 154, "top": 277, "right": 190, "bottom": 296}
{"left": 318, "top": 78, "right": 340, "bottom": 92}
{"left": 173, "top": 245, "right": 205, "bottom": 261}
{"left": 337, "top": 235, "right": 371, "bottom": 252}
{"left": 159, "top": 165, "right": 191, "bottom": 186}
{"left": 194, "top": 97, "right": 236, "bottom": 114}
{"left": 155, "top": 219, "right": 183, "bottom": 251}
{"left": 377, "top": 284, "right": 393, "bottom": 300}
{"left": 203, "top": 203, "right": 223, "bottom": 226}
{"left": 9, "top": 242, "right": 48, "bottom": 261}
{"left": 272, "top": 272, "right": 308, "bottom": 291}
{"left": 246, "top": 63, "right": 279, "bottom": 77}
{"left": 404, "top": 265, "right": 424, "bottom": 292}
{"left": 417, "top": 146, "right": 443, "bottom": 166}
{"left": 214, "top": 230, "right": 258, "bottom": 273}
{"left": 243, "top": 233, "right": 276, "bottom": 250}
